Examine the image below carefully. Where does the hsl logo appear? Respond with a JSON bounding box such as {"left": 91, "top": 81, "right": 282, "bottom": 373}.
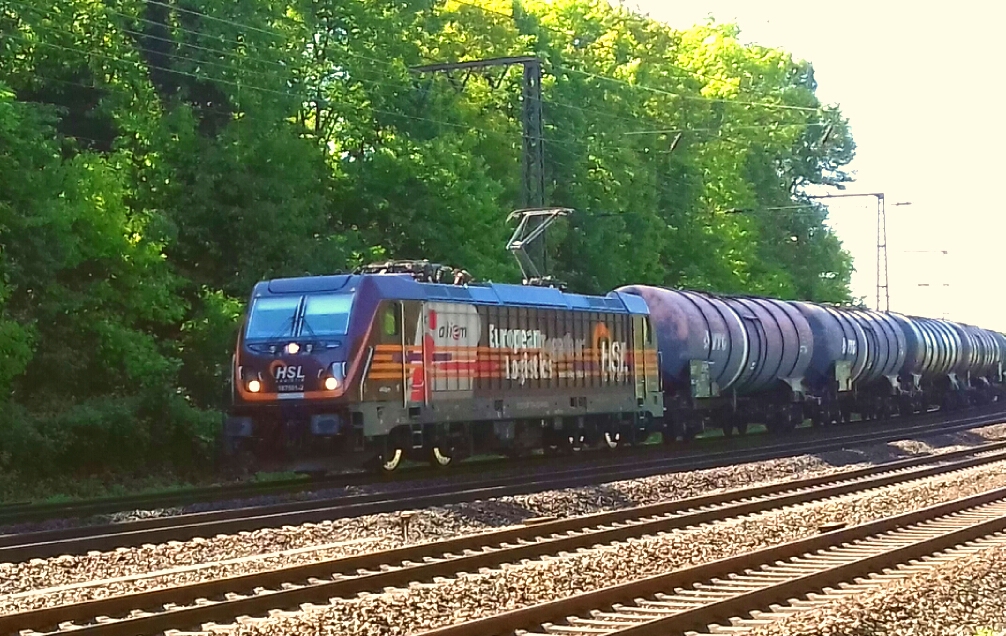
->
{"left": 273, "top": 365, "right": 305, "bottom": 381}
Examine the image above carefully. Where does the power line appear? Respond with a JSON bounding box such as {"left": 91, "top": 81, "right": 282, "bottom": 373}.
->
{"left": 4, "top": 32, "right": 607, "bottom": 158}
{"left": 542, "top": 97, "right": 657, "bottom": 129}
{"left": 6, "top": 4, "right": 822, "bottom": 193}
{"left": 555, "top": 66, "right": 823, "bottom": 113}
{"left": 7, "top": 12, "right": 436, "bottom": 109}
{"left": 623, "top": 121, "right": 832, "bottom": 136}
{"left": 5, "top": 0, "right": 405, "bottom": 75}
{"left": 443, "top": 0, "right": 826, "bottom": 114}
{"left": 10, "top": 64, "right": 789, "bottom": 198}
{"left": 15, "top": 63, "right": 694, "bottom": 191}
{"left": 12, "top": 0, "right": 830, "bottom": 118}
{"left": 5, "top": 0, "right": 281, "bottom": 69}
{"left": 142, "top": 0, "right": 287, "bottom": 41}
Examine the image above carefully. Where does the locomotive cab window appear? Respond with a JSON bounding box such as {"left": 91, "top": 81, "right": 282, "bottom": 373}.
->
{"left": 382, "top": 305, "right": 401, "bottom": 336}
{"left": 302, "top": 293, "right": 354, "bottom": 337}
{"left": 245, "top": 296, "right": 300, "bottom": 341}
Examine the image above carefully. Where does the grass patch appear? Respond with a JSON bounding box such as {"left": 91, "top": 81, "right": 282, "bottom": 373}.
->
{"left": 252, "top": 471, "right": 308, "bottom": 483}
{"left": 0, "top": 471, "right": 218, "bottom": 505}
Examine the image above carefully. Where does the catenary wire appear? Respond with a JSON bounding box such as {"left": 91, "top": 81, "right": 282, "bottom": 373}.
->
{"left": 6, "top": 7, "right": 828, "bottom": 188}
{"left": 8, "top": 32, "right": 683, "bottom": 163}
{"left": 8, "top": 0, "right": 830, "bottom": 117}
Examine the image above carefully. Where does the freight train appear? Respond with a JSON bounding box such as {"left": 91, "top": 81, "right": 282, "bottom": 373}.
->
{"left": 223, "top": 258, "right": 1006, "bottom": 474}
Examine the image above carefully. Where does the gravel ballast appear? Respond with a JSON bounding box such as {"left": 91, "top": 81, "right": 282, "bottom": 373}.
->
{"left": 216, "top": 462, "right": 1006, "bottom": 635}
{"left": 745, "top": 541, "right": 1006, "bottom": 636}
{"left": 3, "top": 424, "right": 1006, "bottom": 619}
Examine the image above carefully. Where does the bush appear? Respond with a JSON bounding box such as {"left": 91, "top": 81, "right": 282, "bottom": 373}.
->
{"left": 0, "top": 393, "right": 219, "bottom": 491}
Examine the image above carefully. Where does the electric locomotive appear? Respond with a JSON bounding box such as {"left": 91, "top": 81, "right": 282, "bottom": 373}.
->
{"left": 224, "top": 260, "right": 663, "bottom": 473}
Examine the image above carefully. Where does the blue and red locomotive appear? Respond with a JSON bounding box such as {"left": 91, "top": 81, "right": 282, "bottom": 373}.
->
{"left": 225, "top": 261, "right": 662, "bottom": 473}
{"left": 224, "top": 260, "right": 1006, "bottom": 473}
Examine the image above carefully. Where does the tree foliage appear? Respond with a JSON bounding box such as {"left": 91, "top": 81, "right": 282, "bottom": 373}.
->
{"left": 0, "top": 0, "right": 857, "bottom": 489}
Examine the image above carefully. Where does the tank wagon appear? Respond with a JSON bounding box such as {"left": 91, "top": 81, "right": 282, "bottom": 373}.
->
{"left": 225, "top": 267, "right": 1006, "bottom": 473}
{"left": 617, "top": 285, "right": 1003, "bottom": 439}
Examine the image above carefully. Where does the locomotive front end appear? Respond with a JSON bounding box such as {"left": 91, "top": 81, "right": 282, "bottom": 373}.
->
{"left": 224, "top": 276, "right": 364, "bottom": 474}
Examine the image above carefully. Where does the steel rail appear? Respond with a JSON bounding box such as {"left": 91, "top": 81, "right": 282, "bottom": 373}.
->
{"left": 417, "top": 486, "right": 1006, "bottom": 636}
{"left": 0, "top": 417, "right": 811, "bottom": 526}
{"left": 1, "top": 408, "right": 1004, "bottom": 563}
{"left": 0, "top": 403, "right": 985, "bottom": 527}
{"left": 7, "top": 440, "right": 1006, "bottom": 636}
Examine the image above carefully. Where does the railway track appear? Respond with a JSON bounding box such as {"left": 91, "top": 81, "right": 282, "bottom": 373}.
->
{"left": 0, "top": 426, "right": 776, "bottom": 527}
{"left": 3, "top": 407, "right": 1006, "bottom": 562}
{"left": 7, "top": 437, "right": 1006, "bottom": 636}
{"left": 0, "top": 404, "right": 991, "bottom": 529}
{"left": 417, "top": 487, "right": 1006, "bottom": 636}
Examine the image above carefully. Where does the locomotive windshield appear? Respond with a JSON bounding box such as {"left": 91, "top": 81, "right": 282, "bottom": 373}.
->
{"left": 301, "top": 293, "right": 354, "bottom": 336}
{"left": 245, "top": 296, "right": 299, "bottom": 341}
{"left": 244, "top": 293, "right": 354, "bottom": 341}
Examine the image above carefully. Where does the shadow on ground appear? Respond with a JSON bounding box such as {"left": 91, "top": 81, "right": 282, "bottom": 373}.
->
{"left": 812, "top": 427, "right": 996, "bottom": 468}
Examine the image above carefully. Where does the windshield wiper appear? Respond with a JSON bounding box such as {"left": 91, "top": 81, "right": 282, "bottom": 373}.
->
{"left": 300, "top": 316, "right": 318, "bottom": 339}
{"left": 250, "top": 313, "right": 297, "bottom": 342}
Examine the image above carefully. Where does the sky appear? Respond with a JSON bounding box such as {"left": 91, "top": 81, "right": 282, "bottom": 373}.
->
{"left": 631, "top": 0, "right": 1006, "bottom": 330}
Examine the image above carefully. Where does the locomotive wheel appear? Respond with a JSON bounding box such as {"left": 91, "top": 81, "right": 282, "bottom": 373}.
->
{"left": 380, "top": 447, "right": 405, "bottom": 472}
{"left": 720, "top": 420, "right": 734, "bottom": 437}
{"left": 428, "top": 445, "right": 453, "bottom": 468}
{"left": 735, "top": 420, "right": 749, "bottom": 435}
{"left": 543, "top": 428, "right": 574, "bottom": 456}
{"left": 602, "top": 430, "right": 621, "bottom": 449}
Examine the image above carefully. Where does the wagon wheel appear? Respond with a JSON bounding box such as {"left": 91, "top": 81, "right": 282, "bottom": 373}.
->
{"left": 661, "top": 419, "right": 682, "bottom": 444}
{"left": 772, "top": 407, "right": 798, "bottom": 434}
{"left": 681, "top": 415, "right": 700, "bottom": 442}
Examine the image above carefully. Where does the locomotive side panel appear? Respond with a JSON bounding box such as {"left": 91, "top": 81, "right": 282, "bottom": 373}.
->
{"left": 360, "top": 298, "right": 658, "bottom": 430}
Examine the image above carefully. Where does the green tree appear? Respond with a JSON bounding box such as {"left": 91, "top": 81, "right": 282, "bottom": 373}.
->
{"left": 0, "top": 0, "right": 861, "bottom": 492}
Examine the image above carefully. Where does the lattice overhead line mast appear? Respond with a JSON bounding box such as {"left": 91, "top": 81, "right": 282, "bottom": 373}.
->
{"left": 411, "top": 56, "right": 547, "bottom": 272}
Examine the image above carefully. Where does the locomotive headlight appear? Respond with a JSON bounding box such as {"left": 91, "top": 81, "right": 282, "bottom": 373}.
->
{"left": 324, "top": 361, "right": 346, "bottom": 391}
{"left": 286, "top": 342, "right": 300, "bottom": 355}
{"left": 247, "top": 379, "right": 262, "bottom": 393}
